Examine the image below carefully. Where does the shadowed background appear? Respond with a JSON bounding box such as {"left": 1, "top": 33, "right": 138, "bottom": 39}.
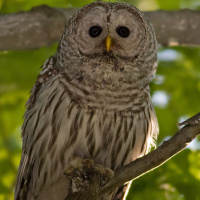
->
{"left": 0, "top": 0, "right": 200, "bottom": 199}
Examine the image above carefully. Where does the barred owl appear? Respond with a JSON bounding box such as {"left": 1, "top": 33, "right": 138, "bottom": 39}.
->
{"left": 15, "top": 2, "right": 158, "bottom": 200}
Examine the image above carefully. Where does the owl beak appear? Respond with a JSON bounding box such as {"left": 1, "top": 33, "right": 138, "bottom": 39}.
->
{"left": 105, "top": 35, "right": 112, "bottom": 51}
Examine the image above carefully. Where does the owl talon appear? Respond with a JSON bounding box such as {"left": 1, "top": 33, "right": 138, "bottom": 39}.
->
{"left": 64, "top": 156, "right": 94, "bottom": 176}
{"left": 94, "top": 164, "right": 114, "bottom": 186}
{"left": 64, "top": 156, "right": 114, "bottom": 193}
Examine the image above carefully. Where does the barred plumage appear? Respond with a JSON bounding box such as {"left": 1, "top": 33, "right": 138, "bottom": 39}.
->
{"left": 15, "top": 2, "right": 158, "bottom": 200}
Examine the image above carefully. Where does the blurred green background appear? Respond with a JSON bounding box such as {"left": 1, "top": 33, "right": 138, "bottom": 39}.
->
{"left": 0, "top": 0, "right": 200, "bottom": 200}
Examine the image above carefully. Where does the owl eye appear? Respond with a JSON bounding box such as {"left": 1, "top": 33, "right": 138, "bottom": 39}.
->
{"left": 116, "top": 26, "right": 130, "bottom": 38}
{"left": 89, "top": 26, "right": 102, "bottom": 37}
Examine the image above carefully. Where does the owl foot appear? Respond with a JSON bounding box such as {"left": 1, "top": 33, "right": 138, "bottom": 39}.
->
{"left": 64, "top": 156, "right": 114, "bottom": 193}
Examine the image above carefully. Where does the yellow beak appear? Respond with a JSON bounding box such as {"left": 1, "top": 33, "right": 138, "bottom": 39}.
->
{"left": 105, "top": 36, "right": 112, "bottom": 51}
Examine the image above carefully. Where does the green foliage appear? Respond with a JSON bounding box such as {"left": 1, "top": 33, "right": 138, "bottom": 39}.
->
{"left": 0, "top": 45, "right": 57, "bottom": 199}
{"left": 0, "top": 0, "right": 200, "bottom": 200}
{"left": 127, "top": 150, "right": 200, "bottom": 200}
{"left": 152, "top": 46, "right": 200, "bottom": 143}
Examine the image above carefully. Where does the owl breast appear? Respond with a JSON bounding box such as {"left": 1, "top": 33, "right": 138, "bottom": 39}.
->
{"left": 22, "top": 66, "right": 158, "bottom": 198}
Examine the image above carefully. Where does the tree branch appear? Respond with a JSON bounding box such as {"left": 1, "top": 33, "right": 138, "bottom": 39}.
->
{"left": 65, "top": 113, "right": 200, "bottom": 200}
{"left": 0, "top": 5, "right": 200, "bottom": 51}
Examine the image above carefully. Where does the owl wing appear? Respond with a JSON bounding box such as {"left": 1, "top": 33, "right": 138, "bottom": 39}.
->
{"left": 14, "top": 56, "right": 58, "bottom": 200}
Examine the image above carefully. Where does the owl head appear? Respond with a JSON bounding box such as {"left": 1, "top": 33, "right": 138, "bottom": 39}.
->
{"left": 56, "top": 3, "right": 157, "bottom": 89}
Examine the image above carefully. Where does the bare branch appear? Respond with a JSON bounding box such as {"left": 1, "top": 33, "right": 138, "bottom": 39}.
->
{"left": 64, "top": 113, "right": 200, "bottom": 200}
{"left": 101, "top": 114, "right": 200, "bottom": 195}
{"left": 0, "top": 5, "right": 200, "bottom": 51}
{"left": 0, "top": 5, "right": 77, "bottom": 51}
{"left": 146, "top": 9, "right": 200, "bottom": 47}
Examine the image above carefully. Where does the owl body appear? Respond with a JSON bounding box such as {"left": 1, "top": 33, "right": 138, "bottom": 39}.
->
{"left": 15, "top": 3, "right": 158, "bottom": 200}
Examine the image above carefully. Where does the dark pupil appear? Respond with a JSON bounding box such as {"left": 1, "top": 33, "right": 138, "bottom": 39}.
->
{"left": 89, "top": 26, "right": 102, "bottom": 37}
{"left": 117, "top": 26, "right": 130, "bottom": 38}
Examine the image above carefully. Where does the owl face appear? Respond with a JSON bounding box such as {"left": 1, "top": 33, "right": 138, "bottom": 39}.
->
{"left": 71, "top": 3, "right": 147, "bottom": 59}
{"left": 57, "top": 3, "right": 157, "bottom": 88}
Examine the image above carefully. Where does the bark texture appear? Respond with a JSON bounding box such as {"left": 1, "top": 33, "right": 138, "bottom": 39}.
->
{"left": 0, "top": 6, "right": 200, "bottom": 51}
